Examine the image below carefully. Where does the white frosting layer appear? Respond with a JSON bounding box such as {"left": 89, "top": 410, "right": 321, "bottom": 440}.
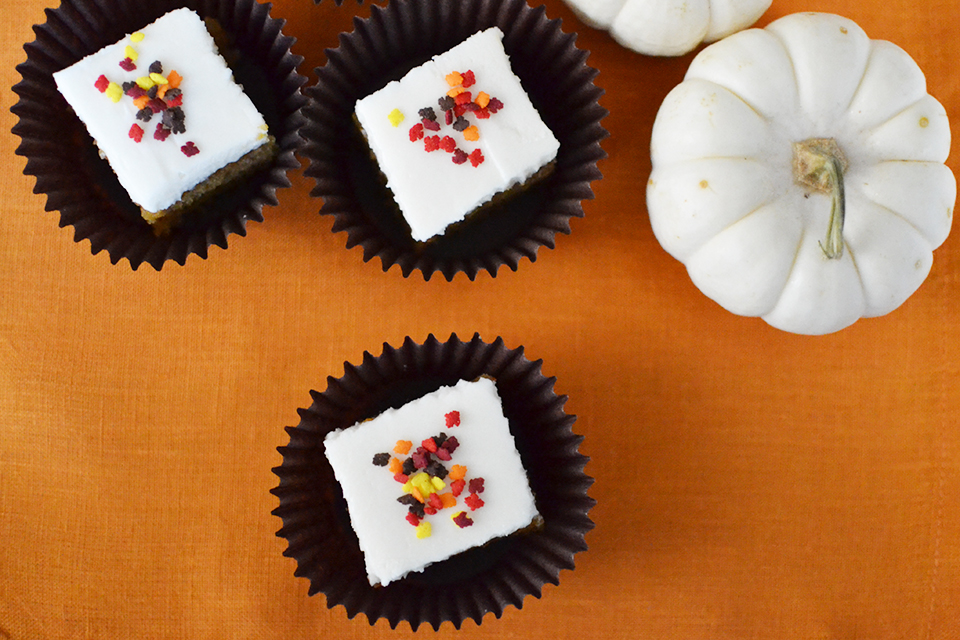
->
{"left": 53, "top": 8, "right": 269, "bottom": 213}
{"left": 323, "top": 377, "right": 539, "bottom": 587}
{"left": 354, "top": 27, "right": 560, "bottom": 242}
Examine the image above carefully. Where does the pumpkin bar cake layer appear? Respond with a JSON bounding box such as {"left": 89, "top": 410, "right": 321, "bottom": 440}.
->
{"left": 53, "top": 8, "right": 272, "bottom": 221}
{"left": 323, "top": 377, "right": 540, "bottom": 587}
{"left": 353, "top": 27, "right": 560, "bottom": 242}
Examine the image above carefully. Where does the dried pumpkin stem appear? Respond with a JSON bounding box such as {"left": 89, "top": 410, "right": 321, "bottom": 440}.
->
{"left": 792, "top": 138, "right": 848, "bottom": 260}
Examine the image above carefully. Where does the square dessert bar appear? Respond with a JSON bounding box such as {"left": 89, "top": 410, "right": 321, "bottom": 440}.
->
{"left": 354, "top": 27, "right": 560, "bottom": 242}
{"left": 323, "top": 377, "right": 540, "bottom": 587}
{"left": 53, "top": 8, "right": 274, "bottom": 230}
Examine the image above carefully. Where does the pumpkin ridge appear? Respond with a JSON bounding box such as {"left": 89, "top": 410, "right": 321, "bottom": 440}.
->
{"left": 691, "top": 77, "right": 772, "bottom": 123}
{"left": 856, "top": 95, "right": 939, "bottom": 140}
{"left": 847, "top": 180, "right": 937, "bottom": 248}
{"left": 766, "top": 202, "right": 806, "bottom": 318}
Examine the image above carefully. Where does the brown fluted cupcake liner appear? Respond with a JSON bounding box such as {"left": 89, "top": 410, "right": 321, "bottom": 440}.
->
{"left": 271, "top": 333, "right": 594, "bottom": 630}
{"left": 302, "top": 0, "right": 608, "bottom": 281}
{"left": 11, "top": 0, "right": 307, "bottom": 270}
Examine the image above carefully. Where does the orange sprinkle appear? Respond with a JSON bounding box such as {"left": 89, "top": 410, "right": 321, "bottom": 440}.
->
{"left": 439, "top": 493, "right": 457, "bottom": 509}
{"left": 447, "top": 86, "right": 466, "bottom": 98}
{"left": 157, "top": 83, "right": 170, "bottom": 99}
{"left": 463, "top": 125, "right": 479, "bottom": 142}
{"left": 445, "top": 71, "right": 463, "bottom": 87}
{"left": 167, "top": 70, "right": 182, "bottom": 89}
{"left": 388, "top": 457, "right": 402, "bottom": 474}
{"left": 449, "top": 465, "right": 467, "bottom": 481}
{"left": 133, "top": 95, "right": 150, "bottom": 110}
{"left": 411, "top": 488, "right": 425, "bottom": 503}
{"left": 394, "top": 440, "right": 412, "bottom": 455}
{"left": 475, "top": 91, "right": 490, "bottom": 108}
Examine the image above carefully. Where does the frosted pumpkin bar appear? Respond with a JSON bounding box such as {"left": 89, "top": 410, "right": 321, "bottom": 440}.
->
{"left": 53, "top": 8, "right": 275, "bottom": 232}
{"left": 323, "top": 377, "right": 540, "bottom": 587}
{"left": 354, "top": 27, "right": 560, "bottom": 242}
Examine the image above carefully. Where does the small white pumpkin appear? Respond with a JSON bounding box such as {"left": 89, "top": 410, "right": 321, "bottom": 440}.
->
{"left": 647, "top": 13, "right": 955, "bottom": 335}
{"left": 563, "top": 0, "right": 772, "bottom": 56}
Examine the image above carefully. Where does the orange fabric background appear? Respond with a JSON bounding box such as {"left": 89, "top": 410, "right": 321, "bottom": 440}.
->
{"left": 2, "top": 0, "right": 959, "bottom": 638}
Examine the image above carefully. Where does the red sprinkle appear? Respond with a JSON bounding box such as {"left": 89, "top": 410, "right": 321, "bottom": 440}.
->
{"left": 165, "top": 93, "right": 183, "bottom": 108}
{"left": 488, "top": 97, "right": 504, "bottom": 113}
{"left": 181, "top": 141, "right": 199, "bottom": 157}
{"left": 126, "top": 85, "right": 147, "bottom": 99}
{"left": 405, "top": 513, "right": 421, "bottom": 526}
{"left": 461, "top": 70, "right": 476, "bottom": 88}
{"left": 422, "top": 118, "right": 440, "bottom": 132}
{"left": 411, "top": 450, "right": 429, "bottom": 469}
{"left": 409, "top": 122, "right": 424, "bottom": 141}
{"left": 440, "top": 136, "right": 457, "bottom": 153}
{"left": 452, "top": 149, "right": 468, "bottom": 165}
{"left": 424, "top": 135, "right": 440, "bottom": 152}
{"left": 424, "top": 506, "right": 438, "bottom": 516}
{"left": 469, "top": 149, "right": 484, "bottom": 167}
{"left": 441, "top": 436, "right": 459, "bottom": 454}
{"left": 146, "top": 98, "right": 166, "bottom": 114}
{"left": 475, "top": 107, "right": 491, "bottom": 120}
{"left": 427, "top": 493, "right": 443, "bottom": 510}
{"left": 464, "top": 493, "right": 484, "bottom": 511}
{"left": 450, "top": 479, "right": 466, "bottom": 497}
{"left": 154, "top": 123, "right": 171, "bottom": 141}
{"left": 94, "top": 75, "right": 110, "bottom": 93}
{"left": 469, "top": 477, "right": 485, "bottom": 494}
{"left": 128, "top": 123, "right": 144, "bottom": 143}
{"left": 445, "top": 411, "right": 460, "bottom": 428}
{"left": 119, "top": 57, "right": 136, "bottom": 71}
{"left": 454, "top": 104, "right": 468, "bottom": 118}
{"left": 453, "top": 512, "right": 474, "bottom": 528}
{"left": 435, "top": 448, "right": 452, "bottom": 461}
{"left": 393, "top": 472, "right": 409, "bottom": 483}
{"left": 444, "top": 109, "right": 453, "bottom": 125}
{"left": 454, "top": 91, "right": 473, "bottom": 106}
{"left": 421, "top": 438, "right": 438, "bottom": 453}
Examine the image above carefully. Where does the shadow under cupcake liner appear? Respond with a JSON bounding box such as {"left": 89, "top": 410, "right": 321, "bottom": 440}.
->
{"left": 11, "top": 0, "right": 307, "bottom": 269}
{"left": 271, "top": 333, "right": 595, "bottom": 630}
{"left": 302, "top": 0, "right": 608, "bottom": 281}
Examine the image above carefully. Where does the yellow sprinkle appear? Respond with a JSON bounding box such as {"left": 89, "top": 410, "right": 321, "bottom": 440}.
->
{"left": 130, "top": 32, "right": 145, "bottom": 43}
{"left": 387, "top": 108, "right": 405, "bottom": 127}
{"left": 462, "top": 125, "right": 480, "bottom": 142}
{"left": 149, "top": 73, "right": 168, "bottom": 85}
{"left": 445, "top": 71, "right": 463, "bottom": 87}
{"left": 124, "top": 45, "right": 138, "bottom": 62}
{"left": 105, "top": 82, "right": 123, "bottom": 103}
{"left": 135, "top": 76, "right": 154, "bottom": 90}
{"left": 413, "top": 473, "right": 435, "bottom": 496}
{"left": 431, "top": 477, "right": 446, "bottom": 491}
{"left": 415, "top": 522, "right": 432, "bottom": 539}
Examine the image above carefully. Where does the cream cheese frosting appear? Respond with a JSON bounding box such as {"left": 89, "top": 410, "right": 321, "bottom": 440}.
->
{"left": 354, "top": 27, "right": 560, "bottom": 242}
{"left": 323, "top": 377, "right": 540, "bottom": 587}
{"left": 53, "top": 8, "right": 270, "bottom": 213}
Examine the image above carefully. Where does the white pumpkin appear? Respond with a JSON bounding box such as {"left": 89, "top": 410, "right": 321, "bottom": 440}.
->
{"left": 647, "top": 12, "right": 955, "bottom": 335}
{"left": 563, "top": 0, "right": 772, "bottom": 56}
